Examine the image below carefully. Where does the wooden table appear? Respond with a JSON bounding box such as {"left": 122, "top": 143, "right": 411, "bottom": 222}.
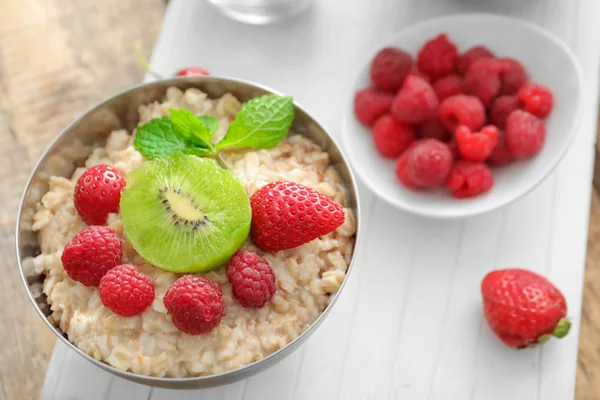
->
{"left": 1, "top": 0, "right": 600, "bottom": 399}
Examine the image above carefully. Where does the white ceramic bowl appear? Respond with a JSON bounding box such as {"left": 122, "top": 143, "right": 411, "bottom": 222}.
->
{"left": 342, "top": 13, "right": 583, "bottom": 219}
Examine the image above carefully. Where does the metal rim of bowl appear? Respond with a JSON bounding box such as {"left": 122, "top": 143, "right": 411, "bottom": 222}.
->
{"left": 15, "top": 76, "right": 362, "bottom": 388}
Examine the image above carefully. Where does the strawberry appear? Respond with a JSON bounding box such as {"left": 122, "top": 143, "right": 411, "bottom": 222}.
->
{"left": 74, "top": 164, "right": 126, "bottom": 225}
{"left": 250, "top": 181, "right": 345, "bottom": 252}
{"left": 481, "top": 268, "right": 570, "bottom": 348}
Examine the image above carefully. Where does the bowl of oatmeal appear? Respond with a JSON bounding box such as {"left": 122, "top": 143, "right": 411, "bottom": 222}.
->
{"left": 16, "top": 77, "right": 360, "bottom": 388}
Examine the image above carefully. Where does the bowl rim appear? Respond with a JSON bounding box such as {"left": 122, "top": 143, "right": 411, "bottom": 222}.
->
{"left": 15, "top": 76, "right": 362, "bottom": 385}
{"left": 342, "top": 12, "right": 585, "bottom": 219}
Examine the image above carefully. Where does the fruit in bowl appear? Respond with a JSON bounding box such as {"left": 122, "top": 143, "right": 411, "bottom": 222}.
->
{"left": 354, "top": 33, "right": 555, "bottom": 199}
{"left": 20, "top": 81, "right": 358, "bottom": 382}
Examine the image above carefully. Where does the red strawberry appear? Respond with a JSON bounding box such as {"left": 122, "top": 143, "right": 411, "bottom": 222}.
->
{"left": 481, "top": 268, "right": 570, "bottom": 348}
{"left": 250, "top": 181, "right": 345, "bottom": 252}
{"left": 74, "top": 164, "right": 126, "bottom": 225}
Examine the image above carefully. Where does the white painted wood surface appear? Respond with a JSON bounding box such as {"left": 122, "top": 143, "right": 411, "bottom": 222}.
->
{"left": 41, "top": 0, "right": 600, "bottom": 399}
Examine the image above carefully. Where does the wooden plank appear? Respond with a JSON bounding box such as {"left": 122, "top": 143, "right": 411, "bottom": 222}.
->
{"left": 0, "top": 0, "right": 164, "bottom": 399}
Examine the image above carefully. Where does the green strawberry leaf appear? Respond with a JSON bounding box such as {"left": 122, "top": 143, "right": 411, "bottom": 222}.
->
{"left": 216, "top": 94, "right": 294, "bottom": 151}
{"left": 169, "top": 108, "right": 219, "bottom": 146}
{"left": 134, "top": 116, "right": 211, "bottom": 159}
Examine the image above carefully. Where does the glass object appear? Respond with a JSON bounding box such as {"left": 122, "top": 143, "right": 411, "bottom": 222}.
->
{"left": 207, "top": 0, "right": 314, "bottom": 25}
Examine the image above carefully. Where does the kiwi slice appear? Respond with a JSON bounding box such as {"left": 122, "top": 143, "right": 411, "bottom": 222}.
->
{"left": 120, "top": 154, "right": 251, "bottom": 273}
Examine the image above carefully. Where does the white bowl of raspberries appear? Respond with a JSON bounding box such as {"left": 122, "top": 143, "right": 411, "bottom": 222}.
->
{"left": 343, "top": 13, "right": 583, "bottom": 218}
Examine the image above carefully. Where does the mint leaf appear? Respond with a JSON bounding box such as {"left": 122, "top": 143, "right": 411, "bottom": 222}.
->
{"left": 197, "top": 115, "right": 219, "bottom": 137}
{"left": 169, "top": 108, "right": 218, "bottom": 146}
{"left": 216, "top": 94, "right": 294, "bottom": 151}
{"left": 134, "top": 117, "right": 211, "bottom": 159}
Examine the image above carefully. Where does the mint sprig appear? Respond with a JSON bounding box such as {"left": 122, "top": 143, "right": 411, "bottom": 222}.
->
{"left": 216, "top": 94, "right": 294, "bottom": 151}
{"left": 134, "top": 116, "right": 211, "bottom": 159}
{"left": 133, "top": 94, "right": 295, "bottom": 168}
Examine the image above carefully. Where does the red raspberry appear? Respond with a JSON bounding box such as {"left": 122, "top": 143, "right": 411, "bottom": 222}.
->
{"left": 354, "top": 88, "right": 395, "bottom": 126}
{"left": 373, "top": 114, "right": 416, "bottom": 158}
{"left": 517, "top": 83, "right": 553, "bottom": 118}
{"left": 61, "top": 226, "right": 123, "bottom": 286}
{"left": 250, "top": 182, "right": 345, "bottom": 252}
{"left": 164, "top": 275, "right": 224, "bottom": 335}
{"left": 433, "top": 75, "right": 464, "bottom": 102}
{"left": 74, "top": 164, "right": 126, "bottom": 225}
{"left": 499, "top": 58, "right": 529, "bottom": 95}
{"left": 395, "top": 144, "right": 419, "bottom": 189}
{"left": 464, "top": 58, "right": 501, "bottom": 108}
{"left": 408, "top": 69, "right": 432, "bottom": 83}
{"left": 439, "top": 94, "right": 485, "bottom": 132}
{"left": 488, "top": 132, "right": 514, "bottom": 166}
{"left": 176, "top": 66, "right": 210, "bottom": 76}
{"left": 455, "top": 125, "right": 499, "bottom": 162}
{"left": 391, "top": 75, "right": 439, "bottom": 124}
{"left": 417, "top": 34, "right": 459, "bottom": 81}
{"left": 505, "top": 110, "right": 546, "bottom": 159}
{"left": 370, "top": 47, "right": 413, "bottom": 92}
{"left": 405, "top": 139, "right": 453, "bottom": 187}
{"left": 99, "top": 265, "right": 154, "bottom": 317}
{"left": 418, "top": 119, "right": 450, "bottom": 142}
{"left": 446, "top": 160, "right": 494, "bottom": 198}
{"left": 458, "top": 46, "right": 495, "bottom": 76}
{"left": 490, "top": 95, "right": 521, "bottom": 129}
{"left": 447, "top": 139, "right": 460, "bottom": 159}
{"left": 227, "top": 251, "right": 277, "bottom": 308}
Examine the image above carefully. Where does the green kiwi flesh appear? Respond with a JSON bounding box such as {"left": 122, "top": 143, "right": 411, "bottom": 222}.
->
{"left": 120, "top": 154, "right": 251, "bottom": 273}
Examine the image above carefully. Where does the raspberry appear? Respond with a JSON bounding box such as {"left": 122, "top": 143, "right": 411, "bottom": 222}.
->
{"left": 395, "top": 144, "right": 419, "bottom": 189}
{"left": 176, "top": 66, "right": 210, "bottom": 76}
{"left": 447, "top": 139, "right": 460, "bottom": 159}
{"left": 417, "top": 34, "right": 459, "bottom": 81}
{"left": 446, "top": 160, "right": 494, "bottom": 198}
{"left": 517, "top": 83, "right": 553, "bottom": 118}
{"left": 455, "top": 125, "right": 499, "bottom": 162}
{"left": 458, "top": 46, "right": 495, "bottom": 76}
{"left": 439, "top": 94, "right": 485, "bottom": 132}
{"left": 99, "top": 265, "right": 154, "bottom": 317}
{"left": 370, "top": 47, "right": 413, "bottom": 92}
{"left": 227, "top": 251, "right": 277, "bottom": 308}
{"left": 405, "top": 139, "right": 453, "bottom": 187}
{"left": 408, "top": 69, "right": 432, "bottom": 83}
{"left": 490, "top": 95, "right": 521, "bottom": 129}
{"left": 354, "top": 88, "right": 395, "bottom": 126}
{"left": 464, "top": 58, "right": 501, "bottom": 108}
{"left": 373, "top": 114, "right": 416, "bottom": 158}
{"left": 250, "top": 182, "right": 345, "bottom": 252}
{"left": 391, "top": 75, "right": 439, "bottom": 124}
{"left": 505, "top": 110, "right": 546, "bottom": 159}
{"left": 164, "top": 275, "right": 224, "bottom": 335}
{"left": 74, "top": 164, "right": 126, "bottom": 225}
{"left": 61, "top": 226, "right": 123, "bottom": 286}
{"left": 433, "top": 75, "right": 464, "bottom": 102}
{"left": 418, "top": 119, "right": 450, "bottom": 142}
{"left": 488, "top": 132, "right": 514, "bottom": 166}
{"left": 499, "top": 58, "right": 529, "bottom": 95}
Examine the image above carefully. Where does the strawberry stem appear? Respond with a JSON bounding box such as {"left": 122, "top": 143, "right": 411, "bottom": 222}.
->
{"left": 536, "top": 318, "right": 571, "bottom": 346}
{"left": 552, "top": 318, "right": 571, "bottom": 339}
{"left": 134, "top": 40, "right": 164, "bottom": 81}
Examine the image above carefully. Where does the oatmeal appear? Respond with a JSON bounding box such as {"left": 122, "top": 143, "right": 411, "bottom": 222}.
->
{"left": 28, "top": 87, "right": 356, "bottom": 377}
